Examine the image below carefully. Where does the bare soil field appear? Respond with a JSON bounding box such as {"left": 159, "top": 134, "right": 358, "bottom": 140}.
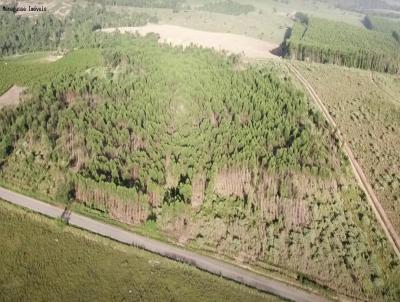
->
{"left": 0, "top": 85, "right": 26, "bottom": 108}
{"left": 44, "top": 54, "right": 64, "bottom": 62}
{"left": 102, "top": 24, "right": 280, "bottom": 59}
{"left": 293, "top": 61, "right": 400, "bottom": 236}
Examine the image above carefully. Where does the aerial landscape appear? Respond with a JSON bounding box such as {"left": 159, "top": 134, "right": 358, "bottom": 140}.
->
{"left": 0, "top": 0, "right": 399, "bottom": 301}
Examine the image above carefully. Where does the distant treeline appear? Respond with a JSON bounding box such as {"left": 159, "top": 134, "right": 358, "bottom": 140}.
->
{"left": 285, "top": 16, "right": 400, "bottom": 73}
{"left": 321, "top": 0, "right": 400, "bottom": 13}
{"left": 1, "top": 37, "right": 399, "bottom": 300}
{"left": 364, "top": 15, "right": 400, "bottom": 43}
{"left": 0, "top": 5, "right": 156, "bottom": 56}
{"left": 198, "top": 0, "right": 255, "bottom": 15}
{"left": 97, "top": 0, "right": 184, "bottom": 9}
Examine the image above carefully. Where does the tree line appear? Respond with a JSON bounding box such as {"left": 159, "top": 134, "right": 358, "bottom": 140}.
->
{"left": 364, "top": 15, "right": 400, "bottom": 43}
{"left": 198, "top": 0, "right": 255, "bottom": 15}
{"left": 0, "top": 4, "right": 156, "bottom": 56}
{"left": 285, "top": 16, "right": 400, "bottom": 73}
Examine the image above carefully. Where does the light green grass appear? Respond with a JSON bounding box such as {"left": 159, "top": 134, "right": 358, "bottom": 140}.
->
{"left": 112, "top": 0, "right": 364, "bottom": 44}
{"left": 0, "top": 49, "right": 101, "bottom": 95}
{"left": 0, "top": 201, "right": 281, "bottom": 302}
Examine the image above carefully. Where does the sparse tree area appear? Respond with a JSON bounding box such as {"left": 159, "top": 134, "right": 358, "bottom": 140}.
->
{"left": 198, "top": 0, "right": 255, "bottom": 16}
{"left": 99, "top": 0, "right": 184, "bottom": 9}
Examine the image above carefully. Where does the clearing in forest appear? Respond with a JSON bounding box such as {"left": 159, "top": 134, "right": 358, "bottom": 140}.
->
{"left": 0, "top": 85, "right": 25, "bottom": 108}
{"left": 102, "top": 24, "right": 280, "bottom": 59}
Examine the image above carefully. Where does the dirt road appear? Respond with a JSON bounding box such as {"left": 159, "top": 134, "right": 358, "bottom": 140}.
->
{"left": 0, "top": 85, "right": 25, "bottom": 108}
{"left": 0, "top": 186, "right": 330, "bottom": 302}
{"left": 287, "top": 63, "right": 400, "bottom": 259}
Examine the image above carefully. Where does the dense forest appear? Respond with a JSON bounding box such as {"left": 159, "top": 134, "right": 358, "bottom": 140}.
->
{"left": 0, "top": 13, "right": 64, "bottom": 55}
{"left": 0, "top": 32, "right": 399, "bottom": 299}
{"left": 0, "top": 6, "right": 155, "bottom": 56}
{"left": 198, "top": 0, "right": 255, "bottom": 15}
{"left": 285, "top": 16, "right": 400, "bottom": 73}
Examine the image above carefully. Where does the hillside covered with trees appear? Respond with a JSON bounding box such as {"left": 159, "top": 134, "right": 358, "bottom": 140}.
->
{"left": 285, "top": 16, "right": 400, "bottom": 73}
{"left": 0, "top": 32, "right": 399, "bottom": 299}
{"left": 0, "top": 2, "right": 400, "bottom": 301}
{"left": 0, "top": 6, "right": 155, "bottom": 56}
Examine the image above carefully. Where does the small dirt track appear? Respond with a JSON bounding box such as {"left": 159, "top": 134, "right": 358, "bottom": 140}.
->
{"left": 0, "top": 186, "right": 330, "bottom": 302}
{"left": 287, "top": 63, "right": 400, "bottom": 260}
{"left": 0, "top": 85, "right": 25, "bottom": 108}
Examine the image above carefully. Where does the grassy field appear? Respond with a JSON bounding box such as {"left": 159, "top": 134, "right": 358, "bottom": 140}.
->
{"left": 293, "top": 61, "right": 400, "bottom": 235}
{"left": 111, "top": 0, "right": 364, "bottom": 44}
{"left": 0, "top": 50, "right": 101, "bottom": 95}
{"left": 0, "top": 201, "right": 281, "bottom": 302}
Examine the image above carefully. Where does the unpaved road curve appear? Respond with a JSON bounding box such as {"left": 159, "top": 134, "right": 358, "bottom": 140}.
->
{"left": 287, "top": 63, "right": 400, "bottom": 260}
{"left": 0, "top": 186, "right": 329, "bottom": 302}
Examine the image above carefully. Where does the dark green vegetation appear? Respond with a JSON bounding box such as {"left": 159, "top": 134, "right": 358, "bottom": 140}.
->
{"left": 364, "top": 15, "right": 400, "bottom": 42}
{"left": 198, "top": 0, "right": 255, "bottom": 15}
{"left": 1, "top": 33, "right": 400, "bottom": 300}
{"left": 0, "top": 5, "right": 154, "bottom": 56}
{"left": 0, "top": 201, "right": 279, "bottom": 302}
{"left": 0, "top": 13, "right": 63, "bottom": 55}
{"left": 285, "top": 16, "right": 400, "bottom": 73}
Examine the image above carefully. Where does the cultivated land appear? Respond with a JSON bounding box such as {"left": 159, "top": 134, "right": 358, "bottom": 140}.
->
{"left": 111, "top": 0, "right": 364, "bottom": 44}
{"left": 293, "top": 61, "right": 400, "bottom": 237}
{"left": 0, "top": 201, "right": 281, "bottom": 302}
{"left": 102, "top": 24, "right": 280, "bottom": 59}
{"left": 0, "top": 50, "right": 100, "bottom": 95}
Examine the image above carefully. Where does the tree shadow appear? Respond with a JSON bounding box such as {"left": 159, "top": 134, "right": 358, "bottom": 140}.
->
{"left": 270, "top": 45, "right": 284, "bottom": 57}
{"left": 270, "top": 27, "right": 292, "bottom": 58}
{"left": 61, "top": 206, "right": 72, "bottom": 224}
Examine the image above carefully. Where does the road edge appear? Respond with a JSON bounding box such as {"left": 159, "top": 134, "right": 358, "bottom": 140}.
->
{"left": 0, "top": 186, "right": 331, "bottom": 302}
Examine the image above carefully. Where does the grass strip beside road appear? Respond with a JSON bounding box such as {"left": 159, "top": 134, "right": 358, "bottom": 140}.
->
{"left": 0, "top": 186, "right": 330, "bottom": 302}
